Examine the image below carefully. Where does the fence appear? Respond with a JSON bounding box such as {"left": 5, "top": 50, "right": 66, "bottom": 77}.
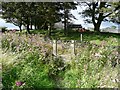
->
{"left": 52, "top": 39, "right": 119, "bottom": 57}
{"left": 52, "top": 40, "right": 87, "bottom": 56}
{"left": 52, "top": 33, "right": 84, "bottom": 56}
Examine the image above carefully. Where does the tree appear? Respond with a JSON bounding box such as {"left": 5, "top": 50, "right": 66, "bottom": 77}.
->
{"left": 1, "top": 2, "right": 77, "bottom": 35}
{"left": 80, "top": 1, "right": 120, "bottom": 32}
{"left": 109, "top": 2, "right": 120, "bottom": 25}
{"left": 0, "top": 2, "right": 2, "bottom": 16}
{"left": 19, "top": 2, "right": 34, "bottom": 34}
{"left": 39, "top": 2, "right": 61, "bottom": 36}
{"left": 1, "top": 2, "right": 62, "bottom": 34}
{"left": 57, "top": 2, "right": 77, "bottom": 35}
{"left": 2, "top": 2, "right": 38, "bottom": 33}
{"left": 1, "top": 2, "right": 22, "bottom": 31}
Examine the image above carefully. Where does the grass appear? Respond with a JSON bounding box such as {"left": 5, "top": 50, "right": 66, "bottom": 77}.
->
{"left": 1, "top": 30, "right": 119, "bottom": 89}
{"left": 2, "top": 51, "right": 55, "bottom": 89}
{"left": 29, "top": 29, "right": 120, "bottom": 46}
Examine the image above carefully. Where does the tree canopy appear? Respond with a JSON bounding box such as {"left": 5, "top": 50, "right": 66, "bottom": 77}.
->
{"left": 109, "top": 2, "right": 120, "bottom": 25}
{"left": 1, "top": 2, "right": 77, "bottom": 34}
{"left": 80, "top": 1, "right": 120, "bottom": 32}
{"left": 2, "top": 1, "right": 119, "bottom": 33}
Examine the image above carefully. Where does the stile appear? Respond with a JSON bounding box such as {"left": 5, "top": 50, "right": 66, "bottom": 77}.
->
{"left": 53, "top": 40, "right": 57, "bottom": 56}
{"left": 80, "top": 34, "right": 83, "bottom": 42}
{"left": 71, "top": 40, "right": 76, "bottom": 55}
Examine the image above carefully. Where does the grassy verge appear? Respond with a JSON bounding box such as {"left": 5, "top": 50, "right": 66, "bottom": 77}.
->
{"left": 1, "top": 32, "right": 119, "bottom": 89}
{"left": 18, "top": 29, "right": 120, "bottom": 46}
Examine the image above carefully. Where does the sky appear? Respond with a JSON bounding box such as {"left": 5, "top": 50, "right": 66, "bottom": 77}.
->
{"left": 0, "top": 18, "right": 20, "bottom": 29}
{"left": 70, "top": 6, "right": 118, "bottom": 29}
{"left": 0, "top": 5, "right": 119, "bottom": 30}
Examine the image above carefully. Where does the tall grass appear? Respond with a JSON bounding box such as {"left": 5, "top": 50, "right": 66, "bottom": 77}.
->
{"left": 1, "top": 32, "right": 119, "bottom": 89}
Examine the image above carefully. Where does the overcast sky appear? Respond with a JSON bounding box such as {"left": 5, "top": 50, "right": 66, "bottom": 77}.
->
{"left": 0, "top": 5, "right": 118, "bottom": 30}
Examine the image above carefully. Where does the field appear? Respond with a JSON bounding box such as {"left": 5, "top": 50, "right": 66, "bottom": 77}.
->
{"left": 1, "top": 30, "right": 120, "bottom": 89}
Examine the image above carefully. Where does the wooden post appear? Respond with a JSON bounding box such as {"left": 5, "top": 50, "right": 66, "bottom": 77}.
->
{"left": 80, "top": 34, "right": 83, "bottom": 42}
{"left": 48, "top": 25, "right": 50, "bottom": 36}
{"left": 53, "top": 40, "right": 57, "bottom": 56}
{"left": 71, "top": 40, "right": 75, "bottom": 55}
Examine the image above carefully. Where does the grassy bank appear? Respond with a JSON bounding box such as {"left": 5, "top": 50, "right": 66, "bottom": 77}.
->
{"left": 1, "top": 32, "right": 119, "bottom": 89}
{"left": 23, "top": 29, "right": 120, "bottom": 46}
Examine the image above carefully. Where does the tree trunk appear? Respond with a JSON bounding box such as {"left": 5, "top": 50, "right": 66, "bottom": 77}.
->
{"left": 30, "top": 24, "right": 32, "bottom": 30}
{"left": 19, "top": 23, "right": 22, "bottom": 32}
{"left": 27, "top": 24, "right": 31, "bottom": 34}
{"left": 94, "top": 24, "right": 100, "bottom": 32}
{"left": 30, "top": 17, "right": 33, "bottom": 30}
{"left": 64, "top": 20, "right": 67, "bottom": 35}
{"left": 48, "top": 23, "right": 51, "bottom": 36}
{"left": 26, "top": 17, "right": 31, "bottom": 34}
{"left": 64, "top": 9, "right": 68, "bottom": 36}
{"left": 19, "top": 26, "right": 22, "bottom": 32}
{"left": 94, "top": 22, "right": 101, "bottom": 32}
{"left": 35, "top": 22, "right": 37, "bottom": 30}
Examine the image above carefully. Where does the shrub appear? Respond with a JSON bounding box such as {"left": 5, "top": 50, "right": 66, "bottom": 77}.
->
{"left": 1, "top": 27, "right": 7, "bottom": 33}
{"left": 2, "top": 51, "right": 55, "bottom": 89}
{"left": 1, "top": 38, "right": 10, "bottom": 50}
{"left": 48, "top": 56, "right": 67, "bottom": 79}
{"left": 60, "top": 44, "right": 116, "bottom": 88}
{"left": 2, "top": 32, "right": 118, "bottom": 88}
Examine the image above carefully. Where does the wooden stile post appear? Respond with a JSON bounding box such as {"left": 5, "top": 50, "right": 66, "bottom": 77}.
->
{"left": 71, "top": 40, "right": 76, "bottom": 55}
{"left": 80, "top": 34, "right": 82, "bottom": 42}
{"left": 53, "top": 40, "right": 57, "bottom": 56}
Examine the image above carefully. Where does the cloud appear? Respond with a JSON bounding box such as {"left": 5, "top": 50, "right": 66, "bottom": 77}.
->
{"left": 101, "top": 22, "right": 118, "bottom": 29}
{"left": 71, "top": 6, "right": 85, "bottom": 25}
{"left": 0, "top": 18, "right": 19, "bottom": 29}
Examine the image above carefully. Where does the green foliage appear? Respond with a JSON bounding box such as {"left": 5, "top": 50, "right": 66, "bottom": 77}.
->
{"left": 2, "top": 51, "right": 55, "bottom": 89}
{"left": 1, "top": 38, "right": 10, "bottom": 50}
{"left": 0, "top": 27, "right": 7, "bottom": 33}
{"left": 109, "top": 2, "right": 120, "bottom": 24}
{"left": 60, "top": 45, "right": 99, "bottom": 88}
{"left": 59, "top": 42, "right": 119, "bottom": 88}
{"left": 81, "top": 2, "right": 120, "bottom": 32}
{"left": 1, "top": 2, "right": 77, "bottom": 34}
{"left": 2, "top": 32, "right": 119, "bottom": 89}
{"left": 48, "top": 56, "right": 67, "bottom": 79}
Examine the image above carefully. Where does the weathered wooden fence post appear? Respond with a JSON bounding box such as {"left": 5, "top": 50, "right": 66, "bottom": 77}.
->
{"left": 80, "top": 34, "right": 83, "bottom": 42}
{"left": 71, "top": 40, "right": 76, "bottom": 55}
{"left": 53, "top": 40, "right": 57, "bottom": 56}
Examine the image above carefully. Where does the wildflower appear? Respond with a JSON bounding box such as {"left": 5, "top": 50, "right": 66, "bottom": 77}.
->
{"left": 12, "top": 29, "right": 16, "bottom": 33}
{"left": 16, "top": 81, "right": 25, "bottom": 87}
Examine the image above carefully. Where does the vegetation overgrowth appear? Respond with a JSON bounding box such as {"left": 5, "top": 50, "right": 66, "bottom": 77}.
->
{"left": 1, "top": 31, "right": 119, "bottom": 89}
